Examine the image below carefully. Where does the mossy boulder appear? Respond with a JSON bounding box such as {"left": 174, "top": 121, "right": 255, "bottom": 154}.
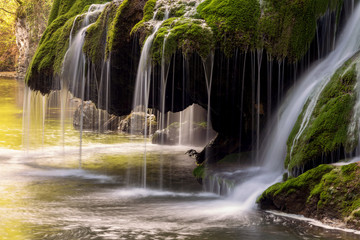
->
{"left": 285, "top": 53, "right": 360, "bottom": 175}
{"left": 258, "top": 163, "right": 360, "bottom": 229}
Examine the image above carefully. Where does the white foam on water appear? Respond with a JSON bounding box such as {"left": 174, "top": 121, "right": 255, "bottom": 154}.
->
{"left": 267, "top": 210, "right": 360, "bottom": 235}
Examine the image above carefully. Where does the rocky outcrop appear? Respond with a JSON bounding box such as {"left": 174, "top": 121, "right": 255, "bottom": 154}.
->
{"left": 73, "top": 101, "right": 120, "bottom": 131}
{"left": 152, "top": 121, "right": 209, "bottom": 146}
{"left": 15, "top": 18, "right": 30, "bottom": 79}
{"left": 119, "top": 112, "right": 157, "bottom": 135}
{"left": 15, "top": 1, "right": 51, "bottom": 79}
{"left": 258, "top": 163, "right": 360, "bottom": 230}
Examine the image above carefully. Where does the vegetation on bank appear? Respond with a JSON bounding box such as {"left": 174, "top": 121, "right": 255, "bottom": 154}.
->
{"left": 0, "top": 0, "right": 18, "bottom": 71}
{"left": 285, "top": 55, "right": 359, "bottom": 175}
{"left": 258, "top": 163, "right": 360, "bottom": 228}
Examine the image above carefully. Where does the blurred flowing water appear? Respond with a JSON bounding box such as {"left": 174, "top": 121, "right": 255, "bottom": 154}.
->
{"left": 0, "top": 77, "right": 360, "bottom": 239}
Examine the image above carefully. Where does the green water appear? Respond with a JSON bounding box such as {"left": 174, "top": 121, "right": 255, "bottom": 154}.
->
{"left": 1, "top": 77, "right": 360, "bottom": 239}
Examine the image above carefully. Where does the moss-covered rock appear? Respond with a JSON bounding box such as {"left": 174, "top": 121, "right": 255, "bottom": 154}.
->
{"left": 25, "top": 0, "right": 112, "bottom": 92}
{"left": 130, "top": 0, "right": 342, "bottom": 68}
{"left": 196, "top": 0, "right": 341, "bottom": 60}
{"left": 258, "top": 163, "right": 360, "bottom": 229}
{"left": 197, "top": 0, "right": 260, "bottom": 56}
{"left": 83, "top": 2, "right": 120, "bottom": 65}
{"left": 258, "top": 0, "right": 342, "bottom": 60}
{"left": 285, "top": 54, "right": 360, "bottom": 175}
{"left": 151, "top": 17, "right": 214, "bottom": 63}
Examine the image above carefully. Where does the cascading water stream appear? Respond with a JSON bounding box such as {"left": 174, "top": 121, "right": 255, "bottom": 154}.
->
{"left": 203, "top": 52, "right": 214, "bottom": 143}
{"left": 62, "top": 4, "right": 108, "bottom": 168}
{"left": 132, "top": 8, "right": 170, "bottom": 188}
{"left": 229, "top": 3, "right": 360, "bottom": 209}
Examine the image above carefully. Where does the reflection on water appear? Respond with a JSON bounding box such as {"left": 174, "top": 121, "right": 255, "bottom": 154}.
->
{"left": 1, "top": 78, "right": 360, "bottom": 239}
{"left": 0, "top": 78, "right": 23, "bottom": 149}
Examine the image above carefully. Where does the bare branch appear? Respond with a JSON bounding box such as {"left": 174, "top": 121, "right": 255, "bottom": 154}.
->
{"left": 0, "top": 7, "right": 16, "bottom": 15}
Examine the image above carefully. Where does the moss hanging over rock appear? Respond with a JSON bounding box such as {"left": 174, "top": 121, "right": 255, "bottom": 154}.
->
{"left": 130, "top": 0, "right": 157, "bottom": 36}
{"left": 258, "top": 163, "right": 360, "bottom": 229}
{"left": 197, "top": 0, "right": 260, "bottom": 56}
{"left": 82, "top": 2, "right": 120, "bottom": 65}
{"left": 25, "top": 0, "right": 112, "bottom": 92}
{"left": 133, "top": 0, "right": 342, "bottom": 66}
{"left": 285, "top": 54, "right": 359, "bottom": 175}
{"left": 151, "top": 18, "right": 215, "bottom": 63}
{"left": 259, "top": 0, "right": 342, "bottom": 60}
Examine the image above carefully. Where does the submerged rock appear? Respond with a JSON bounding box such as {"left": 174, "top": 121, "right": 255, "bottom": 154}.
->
{"left": 258, "top": 163, "right": 360, "bottom": 229}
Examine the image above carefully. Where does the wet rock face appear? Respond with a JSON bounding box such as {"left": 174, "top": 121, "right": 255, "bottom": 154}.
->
{"left": 15, "top": 1, "right": 50, "bottom": 79}
{"left": 152, "top": 121, "right": 210, "bottom": 146}
{"left": 73, "top": 101, "right": 120, "bottom": 131}
{"left": 15, "top": 18, "right": 29, "bottom": 79}
{"left": 119, "top": 112, "right": 157, "bottom": 135}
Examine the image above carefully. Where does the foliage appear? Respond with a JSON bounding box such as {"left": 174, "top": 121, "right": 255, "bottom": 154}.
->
{"left": 0, "top": 0, "right": 52, "bottom": 72}
{"left": 0, "top": 0, "right": 19, "bottom": 71}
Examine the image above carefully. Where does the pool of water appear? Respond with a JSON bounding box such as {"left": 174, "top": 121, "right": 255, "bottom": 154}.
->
{"left": 1, "top": 77, "right": 360, "bottom": 239}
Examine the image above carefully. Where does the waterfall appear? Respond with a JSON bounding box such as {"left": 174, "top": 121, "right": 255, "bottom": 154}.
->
{"left": 132, "top": 8, "right": 170, "bottom": 188}
{"left": 230, "top": 3, "right": 360, "bottom": 208}
{"left": 203, "top": 52, "right": 214, "bottom": 143}
{"left": 22, "top": 3, "right": 111, "bottom": 156}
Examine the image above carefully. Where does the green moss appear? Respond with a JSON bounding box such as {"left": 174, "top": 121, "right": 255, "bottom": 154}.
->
{"left": 193, "top": 165, "right": 206, "bottom": 179}
{"left": 131, "top": 0, "right": 157, "bottom": 36}
{"left": 285, "top": 56, "right": 359, "bottom": 173}
{"left": 258, "top": 163, "right": 360, "bottom": 221}
{"left": 83, "top": 1, "right": 124, "bottom": 63}
{"left": 197, "top": 121, "right": 207, "bottom": 128}
{"left": 197, "top": 0, "right": 260, "bottom": 55}
{"left": 47, "top": 0, "right": 61, "bottom": 24}
{"left": 218, "top": 153, "right": 240, "bottom": 164}
{"left": 305, "top": 163, "right": 360, "bottom": 218}
{"left": 263, "top": 164, "right": 335, "bottom": 199}
{"left": 260, "top": 0, "right": 342, "bottom": 60}
{"left": 151, "top": 18, "right": 215, "bottom": 63}
{"left": 26, "top": 0, "right": 111, "bottom": 84}
{"left": 169, "top": 4, "right": 186, "bottom": 17}
{"left": 195, "top": 0, "right": 341, "bottom": 60}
